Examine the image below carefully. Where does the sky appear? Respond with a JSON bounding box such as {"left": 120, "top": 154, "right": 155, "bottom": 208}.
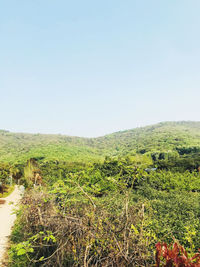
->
{"left": 1, "top": 0, "right": 200, "bottom": 137}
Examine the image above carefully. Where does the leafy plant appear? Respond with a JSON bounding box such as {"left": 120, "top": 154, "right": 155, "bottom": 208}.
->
{"left": 155, "top": 242, "right": 200, "bottom": 267}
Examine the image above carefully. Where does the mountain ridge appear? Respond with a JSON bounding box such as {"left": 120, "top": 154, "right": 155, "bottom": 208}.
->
{"left": 0, "top": 121, "right": 200, "bottom": 163}
{"left": 1, "top": 120, "right": 200, "bottom": 138}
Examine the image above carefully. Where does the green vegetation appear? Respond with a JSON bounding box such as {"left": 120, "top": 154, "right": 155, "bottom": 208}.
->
{"left": 0, "top": 185, "right": 15, "bottom": 198}
{"left": 1, "top": 121, "right": 200, "bottom": 266}
{"left": 0, "top": 121, "right": 200, "bottom": 165}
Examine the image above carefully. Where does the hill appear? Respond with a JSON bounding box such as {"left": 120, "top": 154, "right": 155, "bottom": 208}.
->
{"left": 7, "top": 121, "right": 200, "bottom": 267}
{"left": 100, "top": 121, "right": 200, "bottom": 154}
{"left": 0, "top": 121, "right": 200, "bottom": 163}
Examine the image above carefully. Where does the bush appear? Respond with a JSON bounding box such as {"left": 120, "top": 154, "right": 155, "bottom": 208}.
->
{"left": 9, "top": 186, "right": 155, "bottom": 266}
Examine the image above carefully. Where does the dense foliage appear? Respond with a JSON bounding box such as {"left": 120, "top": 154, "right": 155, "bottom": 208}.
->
{"left": 8, "top": 156, "right": 200, "bottom": 266}
{"left": 1, "top": 121, "right": 200, "bottom": 266}
{"left": 0, "top": 121, "right": 200, "bottom": 166}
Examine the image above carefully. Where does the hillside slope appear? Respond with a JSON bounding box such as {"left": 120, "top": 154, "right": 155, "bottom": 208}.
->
{"left": 0, "top": 121, "right": 200, "bottom": 163}
{"left": 99, "top": 121, "right": 200, "bottom": 155}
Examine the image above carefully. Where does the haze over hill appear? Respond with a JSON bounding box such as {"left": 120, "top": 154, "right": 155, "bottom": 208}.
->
{"left": 0, "top": 121, "right": 200, "bottom": 163}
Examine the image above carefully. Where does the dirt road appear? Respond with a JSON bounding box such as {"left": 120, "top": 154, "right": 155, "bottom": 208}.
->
{"left": 0, "top": 186, "right": 22, "bottom": 266}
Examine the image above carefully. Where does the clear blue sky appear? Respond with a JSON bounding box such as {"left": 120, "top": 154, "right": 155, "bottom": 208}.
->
{"left": 1, "top": 0, "right": 200, "bottom": 137}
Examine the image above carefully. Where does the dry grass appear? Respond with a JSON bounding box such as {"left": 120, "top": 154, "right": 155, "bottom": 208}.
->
{"left": 10, "top": 189, "right": 155, "bottom": 267}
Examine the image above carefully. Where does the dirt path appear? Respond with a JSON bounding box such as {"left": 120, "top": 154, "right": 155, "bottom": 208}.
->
{"left": 0, "top": 186, "right": 22, "bottom": 266}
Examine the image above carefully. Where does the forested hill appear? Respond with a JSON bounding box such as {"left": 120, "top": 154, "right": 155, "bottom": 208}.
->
{"left": 99, "top": 121, "right": 200, "bottom": 155}
{"left": 0, "top": 121, "right": 200, "bottom": 163}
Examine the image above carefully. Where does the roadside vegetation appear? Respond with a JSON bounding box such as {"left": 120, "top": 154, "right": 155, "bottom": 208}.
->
{"left": 0, "top": 122, "right": 200, "bottom": 266}
{"left": 0, "top": 185, "right": 15, "bottom": 198}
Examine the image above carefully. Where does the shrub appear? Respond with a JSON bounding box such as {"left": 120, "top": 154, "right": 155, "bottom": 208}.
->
{"left": 155, "top": 242, "right": 200, "bottom": 267}
{"left": 10, "top": 187, "right": 155, "bottom": 266}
